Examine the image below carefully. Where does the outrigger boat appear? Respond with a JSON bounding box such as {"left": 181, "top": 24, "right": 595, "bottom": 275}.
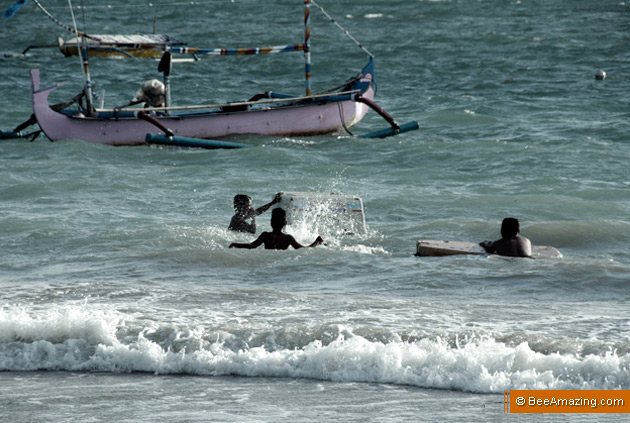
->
{"left": 30, "top": 60, "right": 381, "bottom": 147}
{"left": 24, "top": 0, "right": 418, "bottom": 149}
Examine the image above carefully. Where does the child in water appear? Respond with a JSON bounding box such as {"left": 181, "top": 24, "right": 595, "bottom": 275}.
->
{"left": 228, "top": 193, "right": 282, "bottom": 234}
{"left": 229, "top": 208, "right": 324, "bottom": 250}
{"left": 479, "top": 217, "right": 532, "bottom": 257}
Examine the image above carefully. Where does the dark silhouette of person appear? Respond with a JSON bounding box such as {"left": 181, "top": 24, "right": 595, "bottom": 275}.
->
{"left": 228, "top": 193, "right": 281, "bottom": 234}
{"left": 480, "top": 217, "right": 532, "bottom": 257}
{"left": 229, "top": 208, "right": 323, "bottom": 250}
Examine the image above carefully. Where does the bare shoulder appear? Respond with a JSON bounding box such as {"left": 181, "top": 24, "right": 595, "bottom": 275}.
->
{"left": 258, "top": 231, "right": 273, "bottom": 241}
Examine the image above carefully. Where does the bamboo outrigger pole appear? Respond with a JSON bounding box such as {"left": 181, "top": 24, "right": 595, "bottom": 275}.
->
{"left": 304, "top": 0, "right": 311, "bottom": 96}
{"left": 67, "top": 0, "right": 94, "bottom": 116}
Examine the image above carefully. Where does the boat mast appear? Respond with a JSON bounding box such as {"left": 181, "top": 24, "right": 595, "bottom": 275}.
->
{"left": 68, "top": 0, "right": 94, "bottom": 116}
{"left": 304, "top": 0, "right": 311, "bottom": 96}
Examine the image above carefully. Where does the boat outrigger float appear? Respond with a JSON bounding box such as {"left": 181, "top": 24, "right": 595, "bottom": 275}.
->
{"left": 24, "top": 0, "right": 419, "bottom": 149}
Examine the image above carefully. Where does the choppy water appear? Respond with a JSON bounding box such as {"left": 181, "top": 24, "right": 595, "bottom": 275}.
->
{"left": 1, "top": 0, "right": 629, "bottom": 421}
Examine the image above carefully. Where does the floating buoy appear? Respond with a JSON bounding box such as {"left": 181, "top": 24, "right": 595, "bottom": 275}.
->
{"left": 595, "top": 70, "right": 606, "bottom": 80}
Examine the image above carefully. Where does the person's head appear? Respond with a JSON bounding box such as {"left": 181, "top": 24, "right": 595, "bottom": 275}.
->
{"left": 233, "top": 194, "right": 252, "bottom": 213}
{"left": 501, "top": 217, "right": 520, "bottom": 238}
{"left": 270, "top": 208, "right": 287, "bottom": 231}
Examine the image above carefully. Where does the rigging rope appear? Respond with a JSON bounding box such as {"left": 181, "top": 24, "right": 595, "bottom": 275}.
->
{"left": 28, "top": 0, "right": 371, "bottom": 58}
{"left": 31, "top": 0, "right": 100, "bottom": 40}
{"left": 310, "top": 0, "right": 373, "bottom": 58}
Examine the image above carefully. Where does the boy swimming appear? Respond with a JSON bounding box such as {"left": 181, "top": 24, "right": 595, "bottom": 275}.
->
{"left": 228, "top": 193, "right": 281, "bottom": 234}
{"left": 229, "top": 208, "right": 323, "bottom": 250}
{"left": 479, "top": 217, "right": 532, "bottom": 257}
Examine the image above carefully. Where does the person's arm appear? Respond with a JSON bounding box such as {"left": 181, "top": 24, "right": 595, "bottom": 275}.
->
{"left": 289, "top": 235, "right": 324, "bottom": 249}
{"left": 229, "top": 233, "right": 267, "bottom": 249}
{"left": 479, "top": 240, "right": 497, "bottom": 253}
{"left": 255, "top": 193, "right": 282, "bottom": 216}
{"left": 244, "top": 218, "right": 256, "bottom": 234}
{"left": 309, "top": 236, "right": 324, "bottom": 247}
{"left": 229, "top": 214, "right": 256, "bottom": 234}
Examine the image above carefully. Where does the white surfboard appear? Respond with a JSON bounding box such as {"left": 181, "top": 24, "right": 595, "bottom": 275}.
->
{"left": 276, "top": 192, "right": 367, "bottom": 235}
{"left": 415, "top": 240, "right": 563, "bottom": 258}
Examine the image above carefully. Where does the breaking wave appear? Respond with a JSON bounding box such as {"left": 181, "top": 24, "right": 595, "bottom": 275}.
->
{"left": 1, "top": 307, "right": 628, "bottom": 393}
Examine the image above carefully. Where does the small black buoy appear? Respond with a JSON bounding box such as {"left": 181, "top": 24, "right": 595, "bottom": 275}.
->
{"left": 595, "top": 70, "right": 606, "bottom": 80}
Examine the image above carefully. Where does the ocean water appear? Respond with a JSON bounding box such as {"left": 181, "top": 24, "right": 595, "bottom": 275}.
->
{"left": 1, "top": 0, "right": 629, "bottom": 421}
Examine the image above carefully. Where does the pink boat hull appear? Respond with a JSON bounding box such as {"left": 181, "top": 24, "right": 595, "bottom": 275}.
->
{"left": 30, "top": 64, "right": 375, "bottom": 146}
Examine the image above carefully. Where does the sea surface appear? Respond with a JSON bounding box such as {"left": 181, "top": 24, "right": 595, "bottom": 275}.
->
{"left": 1, "top": 0, "right": 629, "bottom": 421}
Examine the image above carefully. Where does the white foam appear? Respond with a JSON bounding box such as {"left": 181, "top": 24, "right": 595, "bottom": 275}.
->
{"left": 1, "top": 310, "right": 629, "bottom": 392}
{"left": 0, "top": 307, "right": 120, "bottom": 345}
